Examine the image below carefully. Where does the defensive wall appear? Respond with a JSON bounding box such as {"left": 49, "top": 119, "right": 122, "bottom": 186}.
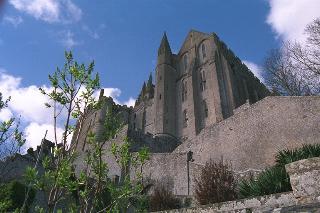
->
{"left": 141, "top": 96, "right": 320, "bottom": 196}
{"left": 155, "top": 157, "right": 320, "bottom": 212}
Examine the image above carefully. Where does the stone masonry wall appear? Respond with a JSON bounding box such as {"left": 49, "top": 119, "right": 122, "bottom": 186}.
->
{"left": 140, "top": 153, "right": 203, "bottom": 196}
{"left": 285, "top": 157, "right": 320, "bottom": 203}
{"left": 174, "top": 96, "right": 320, "bottom": 171}
{"left": 142, "top": 96, "right": 320, "bottom": 196}
{"left": 156, "top": 192, "right": 298, "bottom": 213}
{"left": 155, "top": 156, "right": 320, "bottom": 212}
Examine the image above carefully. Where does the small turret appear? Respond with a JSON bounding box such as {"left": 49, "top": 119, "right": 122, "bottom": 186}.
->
{"left": 154, "top": 32, "right": 177, "bottom": 137}
{"left": 142, "top": 82, "right": 147, "bottom": 96}
{"left": 147, "top": 73, "right": 153, "bottom": 90}
{"left": 135, "top": 77, "right": 155, "bottom": 106}
{"left": 146, "top": 73, "right": 154, "bottom": 99}
{"left": 98, "top": 89, "right": 104, "bottom": 101}
{"left": 157, "top": 32, "right": 172, "bottom": 65}
{"left": 158, "top": 32, "right": 172, "bottom": 55}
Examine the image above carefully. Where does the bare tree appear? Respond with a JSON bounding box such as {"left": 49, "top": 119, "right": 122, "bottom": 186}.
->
{"left": 264, "top": 18, "right": 320, "bottom": 96}
{"left": 264, "top": 48, "right": 313, "bottom": 96}
{"left": 288, "top": 18, "right": 320, "bottom": 76}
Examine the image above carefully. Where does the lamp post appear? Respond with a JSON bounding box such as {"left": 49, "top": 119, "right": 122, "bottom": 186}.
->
{"left": 187, "top": 150, "right": 194, "bottom": 195}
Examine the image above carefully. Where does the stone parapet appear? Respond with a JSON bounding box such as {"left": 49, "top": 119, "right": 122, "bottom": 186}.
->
{"left": 154, "top": 157, "right": 320, "bottom": 212}
{"left": 154, "top": 192, "right": 297, "bottom": 213}
{"left": 285, "top": 157, "right": 320, "bottom": 203}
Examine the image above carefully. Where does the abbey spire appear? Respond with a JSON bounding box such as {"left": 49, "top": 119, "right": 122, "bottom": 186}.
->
{"left": 158, "top": 32, "right": 172, "bottom": 56}
{"left": 157, "top": 32, "right": 172, "bottom": 65}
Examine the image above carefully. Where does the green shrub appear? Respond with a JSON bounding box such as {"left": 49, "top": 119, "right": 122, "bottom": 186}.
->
{"left": 238, "top": 143, "right": 320, "bottom": 198}
{"left": 275, "top": 144, "right": 320, "bottom": 166}
{"left": 0, "top": 180, "right": 35, "bottom": 212}
{"left": 238, "top": 166, "right": 291, "bottom": 198}
{"left": 194, "top": 159, "right": 237, "bottom": 205}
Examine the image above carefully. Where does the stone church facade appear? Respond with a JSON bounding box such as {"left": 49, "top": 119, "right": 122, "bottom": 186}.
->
{"left": 131, "top": 30, "right": 269, "bottom": 143}
{"left": 74, "top": 30, "right": 320, "bottom": 196}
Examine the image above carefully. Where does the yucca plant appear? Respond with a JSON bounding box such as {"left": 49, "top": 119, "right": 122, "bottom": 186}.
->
{"left": 275, "top": 144, "right": 320, "bottom": 166}
{"left": 238, "top": 143, "right": 320, "bottom": 198}
{"left": 238, "top": 166, "right": 291, "bottom": 198}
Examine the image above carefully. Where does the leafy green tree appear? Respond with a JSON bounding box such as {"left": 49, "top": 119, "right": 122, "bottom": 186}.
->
{"left": 0, "top": 93, "right": 25, "bottom": 180}
{"left": 24, "top": 52, "right": 149, "bottom": 212}
{"left": 24, "top": 51, "right": 100, "bottom": 212}
{"left": 0, "top": 180, "right": 35, "bottom": 212}
{"left": 77, "top": 105, "right": 149, "bottom": 212}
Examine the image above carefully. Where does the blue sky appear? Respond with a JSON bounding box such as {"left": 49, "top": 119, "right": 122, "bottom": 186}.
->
{"left": 0, "top": 0, "right": 319, "bottom": 149}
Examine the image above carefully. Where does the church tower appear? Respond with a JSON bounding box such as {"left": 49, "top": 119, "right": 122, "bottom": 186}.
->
{"left": 154, "top": 33, "right": 177, "bottom": 137}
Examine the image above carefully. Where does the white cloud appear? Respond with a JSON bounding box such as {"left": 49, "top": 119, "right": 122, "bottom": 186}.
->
{"left": 9, "top": 85, "right": 53, "bottom": 124}
{"left": 103, "top": 88, "right": 121, "bottom": 99}
{"left": 99, "top": 88, "right": 135, "bottom": 107}
{"left": 0, "top": 70, "right": 55, "bottom": 150}
{"left": 63, "top": 0, "right": 82, "bottom": 22}
{"left": 82, "top": 25, "right": 100, "bottom": 40}
{"left": 123, "top": 98, "right": 135, "bottom": 107}
{"left": 59, "top": 30, "right": 80, "bottom": 49}
{"left": 24, "top": 122, "right": 64, "bottom": 150}
{"left": 267, "top": 0, "right": 320, "bottom": 42}
{"left": 9, "top": 0, "right": 82, "bottom": 23}
{"left": 243, "top": 60, "right": 265, "bottom": 83}
{"left": 0, "top": 70, "right": 21, "bottom": 93}
{"left": 3, "top": 15, "right": 23, "bottom": 27}
{"left": 0, "top": 108, "right": 13, "bottom": 121}
{"left": 0, "top": 71, "right": 52, "bottom": 124}
{"left": 0, "top": 70, "right": 134, "bottom": 150}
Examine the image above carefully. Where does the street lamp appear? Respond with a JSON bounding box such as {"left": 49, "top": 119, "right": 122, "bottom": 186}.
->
{"left": 187, "top": 150, "right": 194, "bottom": 195}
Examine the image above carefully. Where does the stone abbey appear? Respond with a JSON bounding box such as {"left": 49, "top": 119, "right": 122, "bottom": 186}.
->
{"left": 74, "top": 30, "right": 320, "bottom": 196}
{"left": 131, "top": 30, "right": 269, "bottom": 142}
{"left": 1, "top": 30, "right": 319, "bottom": 207}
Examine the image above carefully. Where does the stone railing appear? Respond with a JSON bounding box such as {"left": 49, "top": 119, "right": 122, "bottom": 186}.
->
{"left": 285, "top": 156, "right": 320, "bottom": 203}
{"left": 155, "top": 156, "right": 320, "bottom": 212}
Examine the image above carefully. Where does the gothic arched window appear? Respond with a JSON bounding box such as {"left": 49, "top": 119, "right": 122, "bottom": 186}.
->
{"left": 203, "top": 100, "right": 208, "bottom": 118}
{"left": 183, "top": 109, "right": 188, "bottom": 128}
{"left": 200, "top": 70, "right": 206, "bottom": 91}
{"left": 201, "top": 43, "right": 206, "bottom": 59}
{"left": 183, "top": 54, "right": 188, "bottom": 72}
{"left": 182, "top": 80, "right": 187, "bottom": 102}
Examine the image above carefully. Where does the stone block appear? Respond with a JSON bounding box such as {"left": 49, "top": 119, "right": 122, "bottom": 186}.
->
{"left": 285, "top": 157, "right": 320, "bottom": 202}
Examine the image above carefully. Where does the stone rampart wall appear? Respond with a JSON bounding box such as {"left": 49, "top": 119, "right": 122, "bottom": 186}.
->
{"left": 155, "top": 157, "right": 320, "bottom": 212}
{"left": 175, "top": 96, "right": 320, "bottom": 171}
{"left": 140, "top": 153, "right": 203, "bottom": 196}
{"left": 142, "top": 96, "right": 320, "bottom": 196}
{"left": 156, "top": 192, "right": 297, "bottom": 213}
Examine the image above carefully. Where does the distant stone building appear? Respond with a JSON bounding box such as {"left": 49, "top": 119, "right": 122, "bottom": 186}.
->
{"left": 74, "top": 30, "right": 320, "bottom": 196}
{"left": 131, "top": 31, "right": 269, "bottom": 142}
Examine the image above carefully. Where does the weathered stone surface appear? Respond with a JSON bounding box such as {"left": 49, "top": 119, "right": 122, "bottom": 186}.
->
{"left": 130, "top": 30, "right": 269, "bottom": 141}
{"left": 143, "top": 96, "right": 320, "bottom": 195}
{"left": 72, "top": 30, "right": 320, "bottom": 197}
{"left": 175, "top": 96, "right": 320, "bottom": 172}
{"left": 153, "top": 157, "right": 320, "bottom": 212}
{"left": 285, "top": 157, "right": 320, "bottom": 201}
{"left": 154, "top": 192, "right": 297, "bottom": 213}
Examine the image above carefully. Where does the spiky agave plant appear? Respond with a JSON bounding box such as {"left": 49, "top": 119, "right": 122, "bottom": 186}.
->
{"left": 238, "top": 143, "right": 320, "bottom": 198}
{"left": 275, "top": 144, "right": 320, "bottom": 166}
{"left": 238, "top": 166, "right": 291, "bottom": 198}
